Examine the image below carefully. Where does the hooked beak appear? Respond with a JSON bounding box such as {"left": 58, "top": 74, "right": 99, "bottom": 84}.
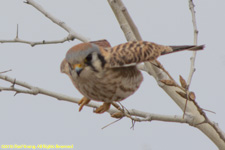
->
{"left": 72, "top": 63, "right": 84, "bottom": 76}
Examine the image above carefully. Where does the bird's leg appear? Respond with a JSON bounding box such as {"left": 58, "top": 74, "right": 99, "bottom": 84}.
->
{"left": 78, "top": 97, "right": 91, "bottom": 111}
{"left": 94, "top": 102, "right": 111, "bottom": 114}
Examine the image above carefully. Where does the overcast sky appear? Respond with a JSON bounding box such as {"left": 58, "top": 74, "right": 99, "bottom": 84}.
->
{"left": 0, "top": 0, "right": 225, "bottom": 150}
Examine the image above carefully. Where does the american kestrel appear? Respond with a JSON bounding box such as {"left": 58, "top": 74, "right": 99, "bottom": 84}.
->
{"left": 60, "top": 40, "right": 204, "bottom": 114}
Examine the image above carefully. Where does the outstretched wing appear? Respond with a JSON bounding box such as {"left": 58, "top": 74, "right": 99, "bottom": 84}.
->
{"left": 103, "top": 41, "right": 204, "bottom": 68}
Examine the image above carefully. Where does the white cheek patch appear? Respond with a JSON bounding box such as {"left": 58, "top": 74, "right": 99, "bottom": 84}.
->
{"left": 91, "top": 53, "right": 103, "bottom": 71}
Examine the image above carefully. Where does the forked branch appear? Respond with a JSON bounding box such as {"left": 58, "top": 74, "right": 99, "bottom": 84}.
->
{"left": 0, "top": 0, "right": 89, "bottom": 46}
{"left": 108, "top": 0, "right": 225, "bottom": 148}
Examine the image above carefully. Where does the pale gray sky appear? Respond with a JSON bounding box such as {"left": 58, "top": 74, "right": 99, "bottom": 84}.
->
{"left": 0, "top": 0, "right": 225, "bottom": 150}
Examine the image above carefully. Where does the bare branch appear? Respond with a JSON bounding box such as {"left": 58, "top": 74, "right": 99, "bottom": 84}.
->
{"left": 25, "top": 0, "right": 89, "bottom": 43}
{"left": 0, "top": 35, "right": 75, "bottom": 47}
{"left": 187, "top": 0, "right": 199, "bottom": 88}
{"left": 108, "top": 0, "right": 225, "bottom": 148}
{"left": 0, "top": 73, "right": 192, "bottom": 125}
{"left": 0, "top": 69, "right": 12, "bottom": 74}
{"left": 101, "top": 118, "right": 123, "bottom": 129}
{"left": 119, "top": 1, "right": 142, "bottom": 41}
{"left": 0, "top": 0, "right": 89, "bottom": 46}
{"left": 0, "top": 86, "right": 37, "bottom": 95}
{"left": 185, "top": 2, "right": 225, "bottom": 147}
{"left": 108, "top": 0, "right": 137, "bottom": 41}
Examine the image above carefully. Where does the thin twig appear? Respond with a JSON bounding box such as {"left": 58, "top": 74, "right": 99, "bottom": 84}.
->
{"left": 0, "top": 69, "right": 12, "bottom": 74}
{"left": 16, "top": 24, "right": 19, "bottom": 38}
{"left": 101, "top": 118, "right": 123, "bottom": 129}
{"left": 182, "top": 0, "right": 200, "bottom": 120}
{"left": 202, "top": 109, "right": 216, "bottom": 114}
{"left": 187, "top": 0, "right": 199, "bottom": 88}
{"left": 183, "top": 97, "right": 188, "bottom": 119}
{"left": 1, "top": 35, "right": 75, "bottom": 47}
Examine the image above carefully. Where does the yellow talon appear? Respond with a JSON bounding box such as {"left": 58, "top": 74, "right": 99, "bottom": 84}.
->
{"left": 78, "top": 97, "right": 91, "bottom": 111}
{"left": 111, "top": 112, "right": 124, "bottom": 118}
{"left": 94, "top": 102, "right": 111, "bottom": 114}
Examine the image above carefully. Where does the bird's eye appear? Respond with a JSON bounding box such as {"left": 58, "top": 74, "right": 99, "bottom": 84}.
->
{"left": 84, "top": 54, "right": 92, "bottom": 63}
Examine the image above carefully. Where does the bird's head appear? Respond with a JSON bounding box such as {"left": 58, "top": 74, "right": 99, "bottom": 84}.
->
{"left": 61, "top": 43, "right": 106, "bottom": 77}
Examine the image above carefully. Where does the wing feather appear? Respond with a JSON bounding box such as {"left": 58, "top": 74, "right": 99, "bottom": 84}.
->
{"left": 105, "top": 41, "right": 172, "bottom": 68}
{"left": 99, "top": 41, "right": 204, "bottom": 68}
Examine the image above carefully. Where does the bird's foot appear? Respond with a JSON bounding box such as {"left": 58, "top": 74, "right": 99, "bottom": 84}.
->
{"left": 111, "top": 112, "right": 124, "bottom": 118}
{"left": 110, "top": 102, "right": 124, "bottom": 118}
{"left": 94, "top": 102, "right": 111, "bottom": 114}
{"left": 78, "top": 97, "right": 91, "bottom": 111}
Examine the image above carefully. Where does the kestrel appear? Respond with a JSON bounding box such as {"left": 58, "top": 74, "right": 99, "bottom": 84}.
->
{"left": 60, "top": 40, "right": 204, "bottom": 114}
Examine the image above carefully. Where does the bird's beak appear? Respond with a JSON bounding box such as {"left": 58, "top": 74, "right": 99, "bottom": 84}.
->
{"left": 73, "top": 63, "right": 84, "bottom": 76}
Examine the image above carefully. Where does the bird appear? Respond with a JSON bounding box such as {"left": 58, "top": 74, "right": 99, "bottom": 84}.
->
{"left": 60, "top": 40, "right": 204, "bottom": 114}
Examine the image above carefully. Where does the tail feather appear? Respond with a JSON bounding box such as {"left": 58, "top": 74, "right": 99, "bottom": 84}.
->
{"left": 161, "top": 45, "right": 205, "bottom": 55}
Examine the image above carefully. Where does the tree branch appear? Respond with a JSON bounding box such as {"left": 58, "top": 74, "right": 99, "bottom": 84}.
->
{"left": 188, "top": 1, "right": 225, "bottom": 148}
{"left": 0, "top": 69, "right": 12, "bottom": 74}
{"left": 108, "top": 0, "right": 136, "bottom": 41}
{"left": 187, "top": 0, "right": 199, "bottom": 88}
{"left": 0, "top": 73, "right": 191, "bottom": 124}
{"left": 0, "top": 34, "right": 75, "bottom": 47}
{"left": 25, "top": 0, "right": 89, "bottom": 43}
{"left": 107, "top": 0, "right": 225, "bottom": 148}
{"left": 0, "top": 0, "right": 89, "bottom": 46}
